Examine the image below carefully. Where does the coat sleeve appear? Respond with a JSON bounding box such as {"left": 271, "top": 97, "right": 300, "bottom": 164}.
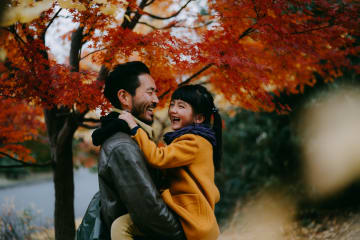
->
{"left": 103, "top": 142, "right": 185, "bottom": 240}
{"left": 132, "top": 128, "right": 200, "bottom": 169}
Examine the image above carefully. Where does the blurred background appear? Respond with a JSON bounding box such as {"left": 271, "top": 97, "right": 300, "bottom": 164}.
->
{"left": 1, "top": 0, "right": 360, "bottom": 239}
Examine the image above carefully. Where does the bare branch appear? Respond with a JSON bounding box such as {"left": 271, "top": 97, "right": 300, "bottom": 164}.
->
{"left": 173, "top": 21, "right": 213, "bottom": 29}
{"left": 3, "top": 26, "right": 26, "bottom": 45}
{"left": 0, "top": 151, "right": 52, "bottom": 168}
{"left": 138, "top": 21, "right": 213, "bottom": 30}
{"left": 159, "top": 63, "right": 214, "bottom": 99}
{"left": 121, "top": 6, "right": 132, "bottom": 29}
{"left": 137, "top": 21, "right": 174, "bottom": 30}
{"left": 80, "top": 48, "right": 106, "bottom": 60}
{"left": 129, "top": 0, "right": 150, "bottom": 29}
{"left": 42, "top": 8, "right": 62, "bottom": 40}
{"left": 142, "top": 0, "right": 193, "bottom": 20}
{"left": 137, "top": 21, "right": 160, "bottom": 30}
{"left": 239, "top": 26, "right": 255, "bottom": 40}
{"left": 251, "top": 0, "right": 260, "bottom": 19}
{"left": 180, "top": 63, "right": 214, "bottom": 86}
{"left": 58, "top": 15, "right": 72, "bottom": 19}
{"left": 69, "top": 26, "right": 84, "bottom": 72}
{"left": 292, "top": 24, "right": 334, "bottom": 35}
{"left": 145, "top": 0, "right": 155, "bottom": 7}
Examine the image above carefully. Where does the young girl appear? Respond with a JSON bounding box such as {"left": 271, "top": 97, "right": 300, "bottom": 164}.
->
{"left": 116, "top": 84, "right": 222, "bottom": 240}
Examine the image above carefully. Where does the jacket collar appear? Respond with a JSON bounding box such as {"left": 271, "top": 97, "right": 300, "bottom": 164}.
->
{"left": 163, "top": 124, "right": 216, "bottom": 147}
{"left": 112, "top": 108, "right": 155, "bottom": 140}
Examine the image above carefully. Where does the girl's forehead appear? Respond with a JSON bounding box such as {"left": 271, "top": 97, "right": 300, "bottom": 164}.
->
{"left": 171, "top": 99, "right": 189, "bottom": 105}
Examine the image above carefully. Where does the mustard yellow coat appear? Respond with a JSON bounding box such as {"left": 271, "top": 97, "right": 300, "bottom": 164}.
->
{"left": 132, "top": 128, "right": 220, "bottom": 240}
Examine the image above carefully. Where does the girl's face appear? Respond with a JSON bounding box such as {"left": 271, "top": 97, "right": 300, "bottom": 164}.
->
{"left": 168, "top": 99, "right": 196, "bottom": 130}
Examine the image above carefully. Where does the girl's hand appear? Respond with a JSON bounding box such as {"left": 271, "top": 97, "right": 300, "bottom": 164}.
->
{"left": 118, "top": 111, "right": 138, "bottom": 129}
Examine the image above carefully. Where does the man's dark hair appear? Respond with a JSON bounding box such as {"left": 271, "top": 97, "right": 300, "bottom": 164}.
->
{"left": 104, "top": 61, "right": 150, "bottom": 109}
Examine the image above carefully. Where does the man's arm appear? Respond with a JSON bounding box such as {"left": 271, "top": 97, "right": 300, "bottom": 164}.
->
{"left": 105, "top": 142, "right": 186, "bottom": 240}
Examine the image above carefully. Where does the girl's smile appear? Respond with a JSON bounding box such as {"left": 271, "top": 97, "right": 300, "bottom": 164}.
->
{"left": 168, "top": 99, "right": 196, "bottom": 130}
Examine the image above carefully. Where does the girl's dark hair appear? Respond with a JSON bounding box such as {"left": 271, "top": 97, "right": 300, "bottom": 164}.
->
{"left": 171, "top": 84, "right": 222, "bottom": 171}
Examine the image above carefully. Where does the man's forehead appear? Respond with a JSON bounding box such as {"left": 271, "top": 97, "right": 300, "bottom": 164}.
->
{"left": 138, "top": 73, "right": 157, "bottom": 89}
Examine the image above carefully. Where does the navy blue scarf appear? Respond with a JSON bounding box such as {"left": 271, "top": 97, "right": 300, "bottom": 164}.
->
{"left": 163, "top": 124, "right": 216, "bottom": 148}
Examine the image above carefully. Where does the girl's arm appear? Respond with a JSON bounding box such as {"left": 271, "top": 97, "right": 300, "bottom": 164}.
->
{"left": 133, "top": 128, "right": 199, "bottom": 169}
{"left": 118, "top": 111, "right": 199, "bottom": 169}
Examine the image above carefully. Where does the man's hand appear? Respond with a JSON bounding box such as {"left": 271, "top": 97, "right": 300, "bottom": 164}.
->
{"left": 118, "top": 111, "right": 138, "bottom": 129}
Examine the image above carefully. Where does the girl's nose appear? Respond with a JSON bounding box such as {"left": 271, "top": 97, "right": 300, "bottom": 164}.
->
{"left": 169, "top": 106, "right": 177, "bottom": 114}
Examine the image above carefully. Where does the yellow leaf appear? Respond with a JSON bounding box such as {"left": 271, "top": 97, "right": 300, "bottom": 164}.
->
{"left": 0, "top": 0, "right": 53, "bottom": 27}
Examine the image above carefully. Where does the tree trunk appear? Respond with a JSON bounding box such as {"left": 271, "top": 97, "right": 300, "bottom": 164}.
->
{"left": 44, "top": 108, "right": 78, "bottom": 240}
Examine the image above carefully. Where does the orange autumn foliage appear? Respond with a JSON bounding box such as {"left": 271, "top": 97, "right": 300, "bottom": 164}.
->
{"left": 197, "top": 0, "right": 360, "bottom": 110}
{"left": 0, "top": 97, "right": 45, "bottom": 162}
{"left": 0, "top": 0, "right": 359, "bottom": 162}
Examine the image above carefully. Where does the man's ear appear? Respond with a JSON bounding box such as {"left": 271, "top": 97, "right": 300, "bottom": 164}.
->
{"left": 117, "top": 89, "right": 132, "bottom": 110}
{"left": 194, "top": 114, "right": 205, "bottom": 124}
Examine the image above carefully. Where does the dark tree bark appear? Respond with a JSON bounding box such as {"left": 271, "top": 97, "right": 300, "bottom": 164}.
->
{"left": 44, "top": 26, "right": 84, "bottom": 240}
{"left": 44, "top": 108, "right": 78, "bottom": 240}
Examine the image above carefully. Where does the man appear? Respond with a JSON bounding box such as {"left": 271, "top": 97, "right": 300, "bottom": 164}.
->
{"left": 92, "top": 61, "right": 185, "bottom": 240}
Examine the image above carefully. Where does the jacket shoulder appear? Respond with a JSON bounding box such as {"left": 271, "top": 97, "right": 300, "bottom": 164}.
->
{"left": 99, "top": 132, "right": 143, "bottom": 173}
{"left": 101, "top": 132, "right": 138, "bottom": 154}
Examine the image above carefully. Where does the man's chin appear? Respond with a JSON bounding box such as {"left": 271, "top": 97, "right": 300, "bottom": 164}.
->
{"left": 131, "top": 109, "right": 154, "bottom": 125}
{"left": 138, "top": 115, "right": 154, "bottom": 125}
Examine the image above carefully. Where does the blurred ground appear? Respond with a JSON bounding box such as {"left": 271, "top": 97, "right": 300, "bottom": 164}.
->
{"left": 286, "top": 209, "right": 360, "bottom": 240}
{"left": 219, "top": 189, "right": 360, "bottom": 240}
{"left": 220, "top": 208, "right": 360, "bottom": 240}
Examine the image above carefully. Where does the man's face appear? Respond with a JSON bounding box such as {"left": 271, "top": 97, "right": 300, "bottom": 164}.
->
{"left": 131, "top": 74, "right": 159, "bottom": 124}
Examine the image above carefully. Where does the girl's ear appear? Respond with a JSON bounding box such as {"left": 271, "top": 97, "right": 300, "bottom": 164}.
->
{"left": 194, "top": 113, "right": 205, "bottom": 124}
{"left": 117, "top": 89, "right": 132, "bottom": 110}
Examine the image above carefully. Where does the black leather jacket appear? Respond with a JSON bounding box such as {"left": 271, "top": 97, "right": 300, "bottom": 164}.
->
{"left": 97, "top": 127, "right": 185, "bottom": 240}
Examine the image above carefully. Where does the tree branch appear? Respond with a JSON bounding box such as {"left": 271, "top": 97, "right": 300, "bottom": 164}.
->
{"left": 128, "top": 0, "right": 150, "bottom": 29}
{"left": 69, "top": 26, "right": 84, "bottom": 72}
{"left": 121, "top": 6, "right": 132, "bottom": 29}
{"left": 0, "top": 151, "right": 52, "bottom": 168}
{"left": 80, "top": 48, "right": 106, "bottom": 60}
{"left": 138, "top": 21, "right": 212, "bottom": 30}
{"left": 180, "top": 63, "right": 214, "bottom": 86}
{"left": 292, "top": 24, "right": 334, "bottom": 34}
{"left": 3, "top": 26, "right": 26, "bottom": 45}
{"left": 239, "top": 26, "right": 255, "bottom": 40}
{"left": 251, "top": 0, "right": 260, "bottom": 19}
{"left": 159, "top": 63, "right": 214, "bottom": 99}
{"left": 137, "top": 21, "right": 175, "bottom": 30}
{"left": 145, "top": 0, "right": 155, "bottom": 7}
{"left": 42, "top": 8, "right": 62, "bottom": 41}
{"left": 174, "top": 21, "right": 213, "bottom": 29}
{"left": 142, "top": 0, "right": 193, "bottom": 20}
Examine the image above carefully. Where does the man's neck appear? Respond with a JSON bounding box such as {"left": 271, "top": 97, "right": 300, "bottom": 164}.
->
{"left": 112, "top": 108, "right": 154, "bottom": 140}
